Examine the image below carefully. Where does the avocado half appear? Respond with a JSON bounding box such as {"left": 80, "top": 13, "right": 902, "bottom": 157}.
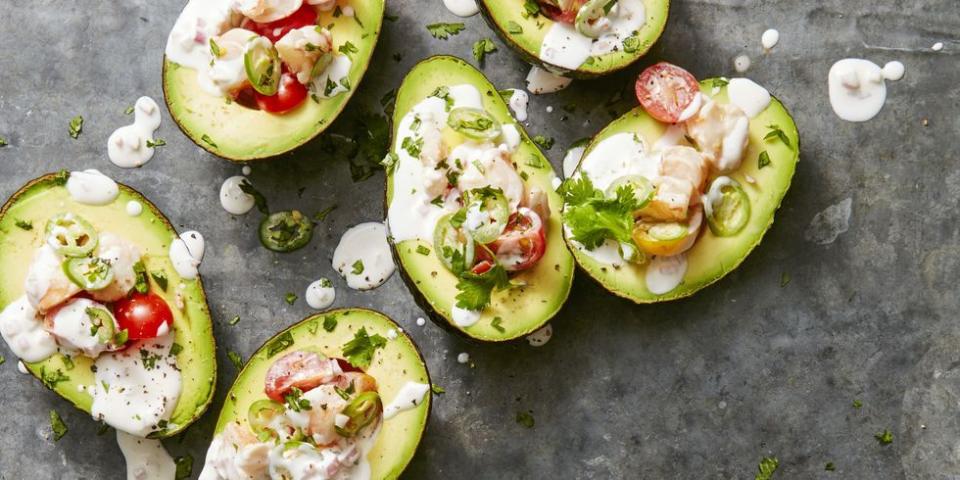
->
{"left": 162, "top": 0, "right": 385, "bottom": 161}
{"left": 212, "top": 309, "right": 430, "bottom": 479}
{"left": 0, "top": 173, "right": 217, "bottom": 437}
{"left": 477, "top": 0, "right": 670, "bottom": 78}
{"left": 385, "top": 55, "right": 575, "bottom": 342}
{"left": 565, "top": 80, "right": 800, "bottom": 303}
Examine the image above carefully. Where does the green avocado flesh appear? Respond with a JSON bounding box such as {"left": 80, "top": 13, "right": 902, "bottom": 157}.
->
{"left": 567, "top": 79, "right": 800, "bottom": 303}
{"left": 162, "top": 0, "right": 384, "bottom": 161}
{"left": 0, "top": 174, "right": 216, "bottom": 437}
{"left": 214, "top": 309, "right": 430, "bottom": 479}
{"left": 386, "top": 55, "right": 575, "bottom": 342}
{"left": 478, "top": 0, "right": 669, "bottom": 77}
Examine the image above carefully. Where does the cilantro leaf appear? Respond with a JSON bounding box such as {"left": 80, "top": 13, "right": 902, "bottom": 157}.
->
{"left": 532, "top": 134, "right": 554, "bottom": 150}
{"left": 455, "top": 263, "right": 511, "bottom": 310}
{"left": 14, "top": 219, "right": 32, "bottom": 231}
{"left": 342, "top": 327, "right": 387, "bottom": 369}
{"left": 755, "top": 456, "right": 778, "bottom": 480}
{"left": 472, "top": 38, "right": 497, "bottom": 64}
{"left": 426, "top": 22, "right": 465, "bottom": 40}
{"left": 516, "top": 411, "right": 535, "bottom": 428}
{"left": 764, "top": 124, "right": 792, "bottom": 150}
{"left": 266, "top": 331, "right": 294, "bottom": 358}
{"left": 175, "top": 455, "right": 194, "bottom": 480}
{"left": 322, "top": 315, "right": 338, "bottom": 332}
{"left": 506, "top": 21, "right": 523, "bottom": 34}
{"left": 50, "top": 410, "right": 68, "bottom": 441}
{"left": 68, "top": 115, "right": 83, "bottom": 139}
{"left": 227, "top": 350, "right": 243, "bottom": 370}
{"left": 875, "top": 429, "right": 893, "bottom": 445}
{"left": 239, "top": 179, "right": 269, "bottom": 215}
{"left": 758, "top": 150, "right": 771, "bottom": 169}
{"left": 561, "top": 177, "right": 640, "bottom": 249}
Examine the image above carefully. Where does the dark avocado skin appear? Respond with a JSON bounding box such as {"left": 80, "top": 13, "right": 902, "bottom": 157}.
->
{"left": 476, "top": 0, "right": 671, "bottom": 79}
{"left": 213, "top": 308, "right": 431, "bottom": 479}
{"left": 0, "top": 173, "right": 217, "bottom": 438}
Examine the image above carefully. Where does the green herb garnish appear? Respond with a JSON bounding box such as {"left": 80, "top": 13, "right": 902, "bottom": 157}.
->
{"left": 426, "top": 23, "right": 466, "bottom": 40}
{"left": 755, "top": 456, "right": 778, "bottom": 480}
{"left": 285, "top": 292, "right": 297, "bottom": 305}
{"left": 472, "top": 38, "right": 497, "bottom": 64}
{"left": 227, "top": 350, "right": 243, "bottom": 370}
{"left": 68, "top": 115, "right": 83, "bottom": 139}
{"left": 342, "top": 327, "right": 387, "bottom": 369}
{"left": 50, "top": 410, "right": 68, "bottom": 441}
{"left": 14, "top": 219, "right": 32, "bottom": 231}
{"left": 516, "top": 411, "right": 535, "bottom": 428}
{"left": 266, "top": 331, "right": 294, "bottom": 358}
{"left": 323, "top": 315, "right": 338, "bottom": 332}
{"left": 757, "top": 150, "right": 771, "bottom": 169}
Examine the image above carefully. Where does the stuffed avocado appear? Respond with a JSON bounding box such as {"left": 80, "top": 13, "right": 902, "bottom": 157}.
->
{"left": 199, "top": 308, "right": 430, "bottom": 479}
{"left": 384, "top": 55, "right": 574, "bottom": 342}
{"left": 561, "top": 63, "right": 799, "bottom": 302}
{"left": 162, "top": 0, "right": 385, "bottom": 161}
{"left": 0, "top": 171, "right": 216, "bottom": 438}
{"left": 478, "top": 0, "right": 669, "bottom": 78}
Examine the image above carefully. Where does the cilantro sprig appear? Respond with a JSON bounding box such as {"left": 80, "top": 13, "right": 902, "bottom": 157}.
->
{"left": 342, "top": 327, "right": 387, "bottom": 369}
{"left": 559, "top": 176, "right": 640, "bottom": 249}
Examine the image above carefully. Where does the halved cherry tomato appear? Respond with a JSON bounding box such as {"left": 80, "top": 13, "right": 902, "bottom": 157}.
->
{"left": 635, "top": 62, "right": 701, "bottom": 124}
{"left": 113, "top": 292, "right": 173, "bottom": 340}
{"left": 538, "top": 0, "right": 585, "bottom": 24}
{"left": 241, "top": 4, "right": 317, "bottom": 43}
{"left": 264, "top": 350, "right": 338, "bottom": 402}
{"left": 470, "top": 259, "right": 494, "bottom": 275}
{"left": 489, "top": 208, "right": 546, "bottom": 272}
{"left": 254, "top": 70, "right": 308, "bottom": 113}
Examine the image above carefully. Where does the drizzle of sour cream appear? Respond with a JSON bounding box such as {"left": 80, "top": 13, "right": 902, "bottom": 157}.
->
{"left": 881, "top": 61, "right": 905, "bottom": 81}
{"left": 526, "top": 324, "right": 552, "bottom": 347}
{"left": 219, "top": 176, "right": 255, "bottom": 215}
{"left": 107, "top": 97, "right": 162, "bottom": 169}
{"left": 646, "top": 254, "right": 687, "bottom": 294}
{"left": 451, "top": 306, "right": 481, "bottom": 328}
{"left": 540, "top": 23, "right": 593, "bottom": 70}
{"left": 332, "top": 222, "right": 395, "bottom": 290}
{"left": 526, "top": 66, "right": 572, "bottom": 95}
{"left": 457, "top": 352, "right": 470, "bottom": 364}
{"left": 66, "top": 170, "right": 119, "bottom": 206}
{"left": 442, "top": 0, "right": 479, "bottom": 17}
{"left": 305, "top": 279, "right": 335, "bottom": 309}
{"left": 126, "top": 201, "right": 143, "bottom": 217}
{"left": 311, "top": 55, "right": 353, "bottom": 99}
{"left": 734, "top": 55, "right": 751, "bottom": 73}
{"left": 726, "top": 78, "right": 771, "bottom": 118}
{"left": 828, "top": 58, "right": 903, "bottom": 122}
{"left": 0, "top": 296, "right": 57, "bottom": 362}
{"left": 116, "top": 430, "right": 177, "bottom": 480}
{"left": 538, "top": 0, "right": 646, "bottom": 69}
{"left": 169, "top": 230, "right": 205, "bottom": 280}
{"left": 562, "top": 144, "right": 587, "bottom": 178}
{"left": 505, "top": 89, "right": 529, "bottom": 122}
{"left": 761, "top": 29, "right": 780, "bottom": 50}
{"left": 382, "top": 382, "right": 430, "bottom": 419}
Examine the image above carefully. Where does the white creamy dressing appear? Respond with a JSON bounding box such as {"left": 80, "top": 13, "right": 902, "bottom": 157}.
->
{"left": 761, "top": 29, "right": 780, "bottom": 50}
{"left": 66, "top": 170, "right": 119, "bottom": 206}
{"left": 0, "top": 296, "right": 57, "bottom": 362}
{"left": 733, "top": 55, "right": 751, "bottom": 73}
{"left": 442, "top": 0, "right": 479, "bottom": 17}
{"left": 828, "top": 58, "right": 904, "bottom": 122}
{"left": 526, "top": 66, "right": 572, "bottom": 94}
{"left": 332, "top": 222, "right": 395, "bottom": 290}
{"left": 450, "top": 306, "right": 481, "bottom": 328}
{"left": 645, "top": 254, "right": 687, "bottom": 294}
{"left": 456, "top": 352, "right": 470, "bottom": 364}
{"left": 305, "top": 278, "right": 336, "bottom": 309}
{"left": 164, "top": 0, "right": 235, "bottom": 71}
{"left": 169, "top": 231, "right": 205, "bottom": 280}
{"left": 108, "top": 97, "right": 163, "bottom": 169}
{"left": 562, "top": 144, "right": 587, "bottom": 178}
{"left": 49, "top": 298, "right": 116, "bottom": 357}
{"left": 881, "top": 61, "right": 905, "bottom": 81}
{"left": 219, "top": 175, "right": 255, "bottom": 215}
{"left": 505, "top": 88, "right": 529, "bottom": 122}
{"left": 526, "top": 324, "right": 553, "bottom": 347}
{"left": 17, "top": 360, "right": 29, "bottom": 374}
{"left": 312, "top": 54, "right": 353, "bottom": 99}
{"left": 932, "top": 42, "right": 944, "bottom": 51}
{"left": 88, "top": 334, "right": 181, "bottom": 437}
{"left": 126, "top": 201, "right": 143, "bottom": 217}
{"left": 116, "top": 431, "right": 177, "bottom": 480}
{"left": 677, "top": 92, "right": 703, "bottom": 122}
{"left": 382, "top": 382, "right": 430, "bottom": 420}
{"left": 578, "top": 132, "right": 658, "bottom": 191}
{"left": 538, "top": 0, "right": 646, "bottom": 69}
{"left": 416, "top": 317, "right": 426, "bottom": 326}
{"left": 727, "top": 78, "right": 771, "bottom": 118}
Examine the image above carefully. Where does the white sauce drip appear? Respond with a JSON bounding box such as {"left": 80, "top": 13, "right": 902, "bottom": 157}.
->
{"left": 451, "top": 306, "right": 481, "bottom": 328}
{"left": 219, "top": 176, "right": 255, "bottom": 215}
{"left": 578, "top": 132, "right": 658, "bottom": 191}
{"left": 932, "top": 42, "right": 943, "bottom": 51}
{"left": 17, "top": 360, "right": 29, "bottom": 374}
{"left": 311, "top": 54, "right": 353, "bottom": 99}
{"left": 416, "top": 317, "right": 426, "bottom": 326}
{"left": 828, "top": 58, "right": 903, "bottom": 122}
{"left": 538, "top": 0, "right": 646, "bottom": 70}
{"left": 442, "top": 0, "right": 479, "bottom": 17}
{"left": 108, "top": 97, "right": 162, "bottom": 169}
{"left": 116, "top": 430, "right": 177, "bottom": 480}
{"left": 382, "top": 382, "right": 430, "bottom": 420}
{"left": 169, "top": 230, "right": 205, "bottom": 280}
{"left": 562, "top": 144, "right": 587, "bottom": 178}
{"left": 645, "top": 254, "right": 687, "bottom": 294}
{"left": 506, "top": 88, "right": 529, "bottom": 122}
{"left": 305, "top": 279, "right": 335, "bottom": 309}
{"left": 526, "top": 66, "right": 571, "bottom": 94}
{"left": 0, "top": 296, "right": 57, "bottom": 362}
{"left": 676, "top": 92, "right": 703, "bottom": 122}
{"left": 726, "top": 78, "right": 771, "bottom": 118}
{"left": 526, "top": 324, "right": 552, "bottom": 347}
{"left": 50, "top": 298, "right": 116, "bottom": 358}
{"left": 734, "top": 55, "right": 751, "bottom": 73}
{"left": 90, "top": 335, "right": 181, "bottom": 436}
{"left": 881, "top": 61, "right": 905, "bottom": 81}
{"left": 540, "top": 23, "right": 593, "bottom": 70}
{"left": 332, "top": 222, "right": 395, "bottom": 290}
{"left": 456, "top": 352, "right": 470, "bottom": 364}
{"left": 126, "top": 201, "right": 143, "bottom": 217}
{"left": 66, "top": 170, "right": 119, "bottom": 206}
{"left": 761, "top": 29, "right": 780, "bottom": 50}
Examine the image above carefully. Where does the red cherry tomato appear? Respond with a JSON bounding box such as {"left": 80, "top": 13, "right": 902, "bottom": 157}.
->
{"left": 241, "top": 4, "right": 317, "bottom": 42}
{"left": 254, "top": 71, "right": 308, "bottom": 114}
{"left": 538, "top": 0, "right": 585, "bottom": 24}
{"left": 264, "top": 351, "right": 338, "bottom": 402}
{"left": 470, "top": 259, "right": 494, "bottom": 275}
{"left": 489, "top": 209, "right": 546, "bottom": 272}
{"left": 634, "top": 62, "right": 701, "bottom": 124}
{"left": 113, "top": 293, "right": 173, "bottom": 340}
{"left": 336, "top": 357, "right": 364, "bottom": 374}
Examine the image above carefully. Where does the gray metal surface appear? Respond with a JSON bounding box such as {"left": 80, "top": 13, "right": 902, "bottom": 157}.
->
{"left": 0, "top": 0, "right": 957, "bottom": 478}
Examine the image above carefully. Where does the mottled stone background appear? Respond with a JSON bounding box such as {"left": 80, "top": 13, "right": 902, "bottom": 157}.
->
{"left": 0, "top": 0, "right": 957, "bottom": 478}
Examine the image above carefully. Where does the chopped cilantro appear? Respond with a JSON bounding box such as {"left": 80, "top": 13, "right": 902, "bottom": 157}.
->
{"left": 0, "top": 355, "right": 5, "bottom": 366}
{"left": 238, "top": 179, "right": 269, "bottom": 214}
{"left": 710, "top": 78, "right": 729, "bottom": 89}
{"left": 150, "top": 271, "right": 168, "bottom": 291}
{"left": 285, "top": 292, "right": 297, "bottom": 305}
{"left": 431, "top": 384, "right": 445, "bottom": 395}
{"left": 516, "top": 411, "right": 535, "bottom": 428}
{"left": 0, "top": 136, "right": 7, "bottom": 147}
{"left": 559, "top": 176, "right": 640, "bottom": 249}
{"left": 351, "top": 260, "right": 364, "bottom": 275}
{"left": 40, "top": 367, "right": 70, "bottom": 389}
{"left": 758, "top": 150, "right": 771, "bottom": 169}
{"left": 339, "top": 41, "right": 359, "bottom": 57}
{"left": 506, "top": 21, "right": 523, "bottom": 34}
{"left": 852, "top": 399, "right": 862, "bottom": 409}
{"left": 522, "top": 0, "right": 540, "bottom": 17}
{"left": 764, "top": 124, "right": 792, "bottom": 149}
{"left": 455, "top": 263, "right": 511, "bottom": 311}
{"left": 875, "top": 429, "right": 893, "bottom": 445}
{"left": 322, "top": 315, "right": 338, "bottom": 332}
{"left": 175, "top": 455, "right": 194, "bottom": 480}
{"left": 472, "top": 38, "right": 497, "bottom": 64}
{"left": 342, "top": 327, "right": 387, "bottom": 369}
{"left": 146, "top": 138, "right": 166, "bottom": 148}
{"left": 416, "top": 245, "right": 431, "bottom": 256}
{"left": 755, "top": 456, "right": 778, "bottom": 480}
{"left": 170, "top": 343, "right": 183, "bottom": 356}
{"left": 284, "top": 387, "right": 312, "bottom": 412}
{"left": 780, "top": 272, "right": 790, "bottom": 287}
{"left": 201, "top": 134, "right": 217, "bottom": 148}
{"left": 491, "top": 316, "right": 505, "bottom": 333}
{"left": 266, "top": 331, "right": 294, "bottom": 358}
{"left": 132, "top": 261, "right": 149, "bottom": 294}
{"left": 14, "top": 219, "right": 32, "bottom": 231}
{"left": 401, "top": 136, "right": 423, "bottom": 158}
{"left": 209, "top": 38, "right": 222, "bottom": 57}
{"left": 825, "top": 462, "right": 835, "bottom": 472}
{"left": 227, "top": 350, "right": 243, "bottom": 370}
{"left": 622, "top": 35, "right": 641, "bottom": 53}
{"left": 426, "top": 22, "right": 466, "bottom": 40}
{"left": 532, "top": 135, "right": 554, "bottom": 150}
{"left": 124, "top": 106, "right": 135, "bottom": 115}
{"left": 381, "top": 151, "right": 399, "bottom": 173}
{"left": 50, "top": 410, "right": 68, "bottom": 441}
{"left": 68, "top": 115, "right": 83, "bottom": 139}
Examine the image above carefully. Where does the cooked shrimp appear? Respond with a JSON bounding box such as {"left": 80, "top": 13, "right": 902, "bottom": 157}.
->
{"left": 89, "top": 233, "right": 142, "bottom": 303}
{"left": 683, "top": 100, "right": 750, "bottom": 173}
{"left": 300, "top": 385, "right": 349, "bottom": 446}
{"left": 641, "top": 176, "right": 694, "bottom": 222}
{"left": 235, "top": 0, "right": 303, "bottom": 23}
{"left": 660, "top": 146, "right": 708, "bottom": 193}
{"left": 207, "top": 28, "right": 259, "bottom": 94}
{"left": 24, "top": 245, "right": 80, "bottom": 313}
{"left": 276, "top": 26, "right": 333, "bottom": 84}
{"left": 199, "top": 423, "right": 270, "bottom": 480}
{"left": 456, "top": 146, "right": 525, "bottom": 210}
